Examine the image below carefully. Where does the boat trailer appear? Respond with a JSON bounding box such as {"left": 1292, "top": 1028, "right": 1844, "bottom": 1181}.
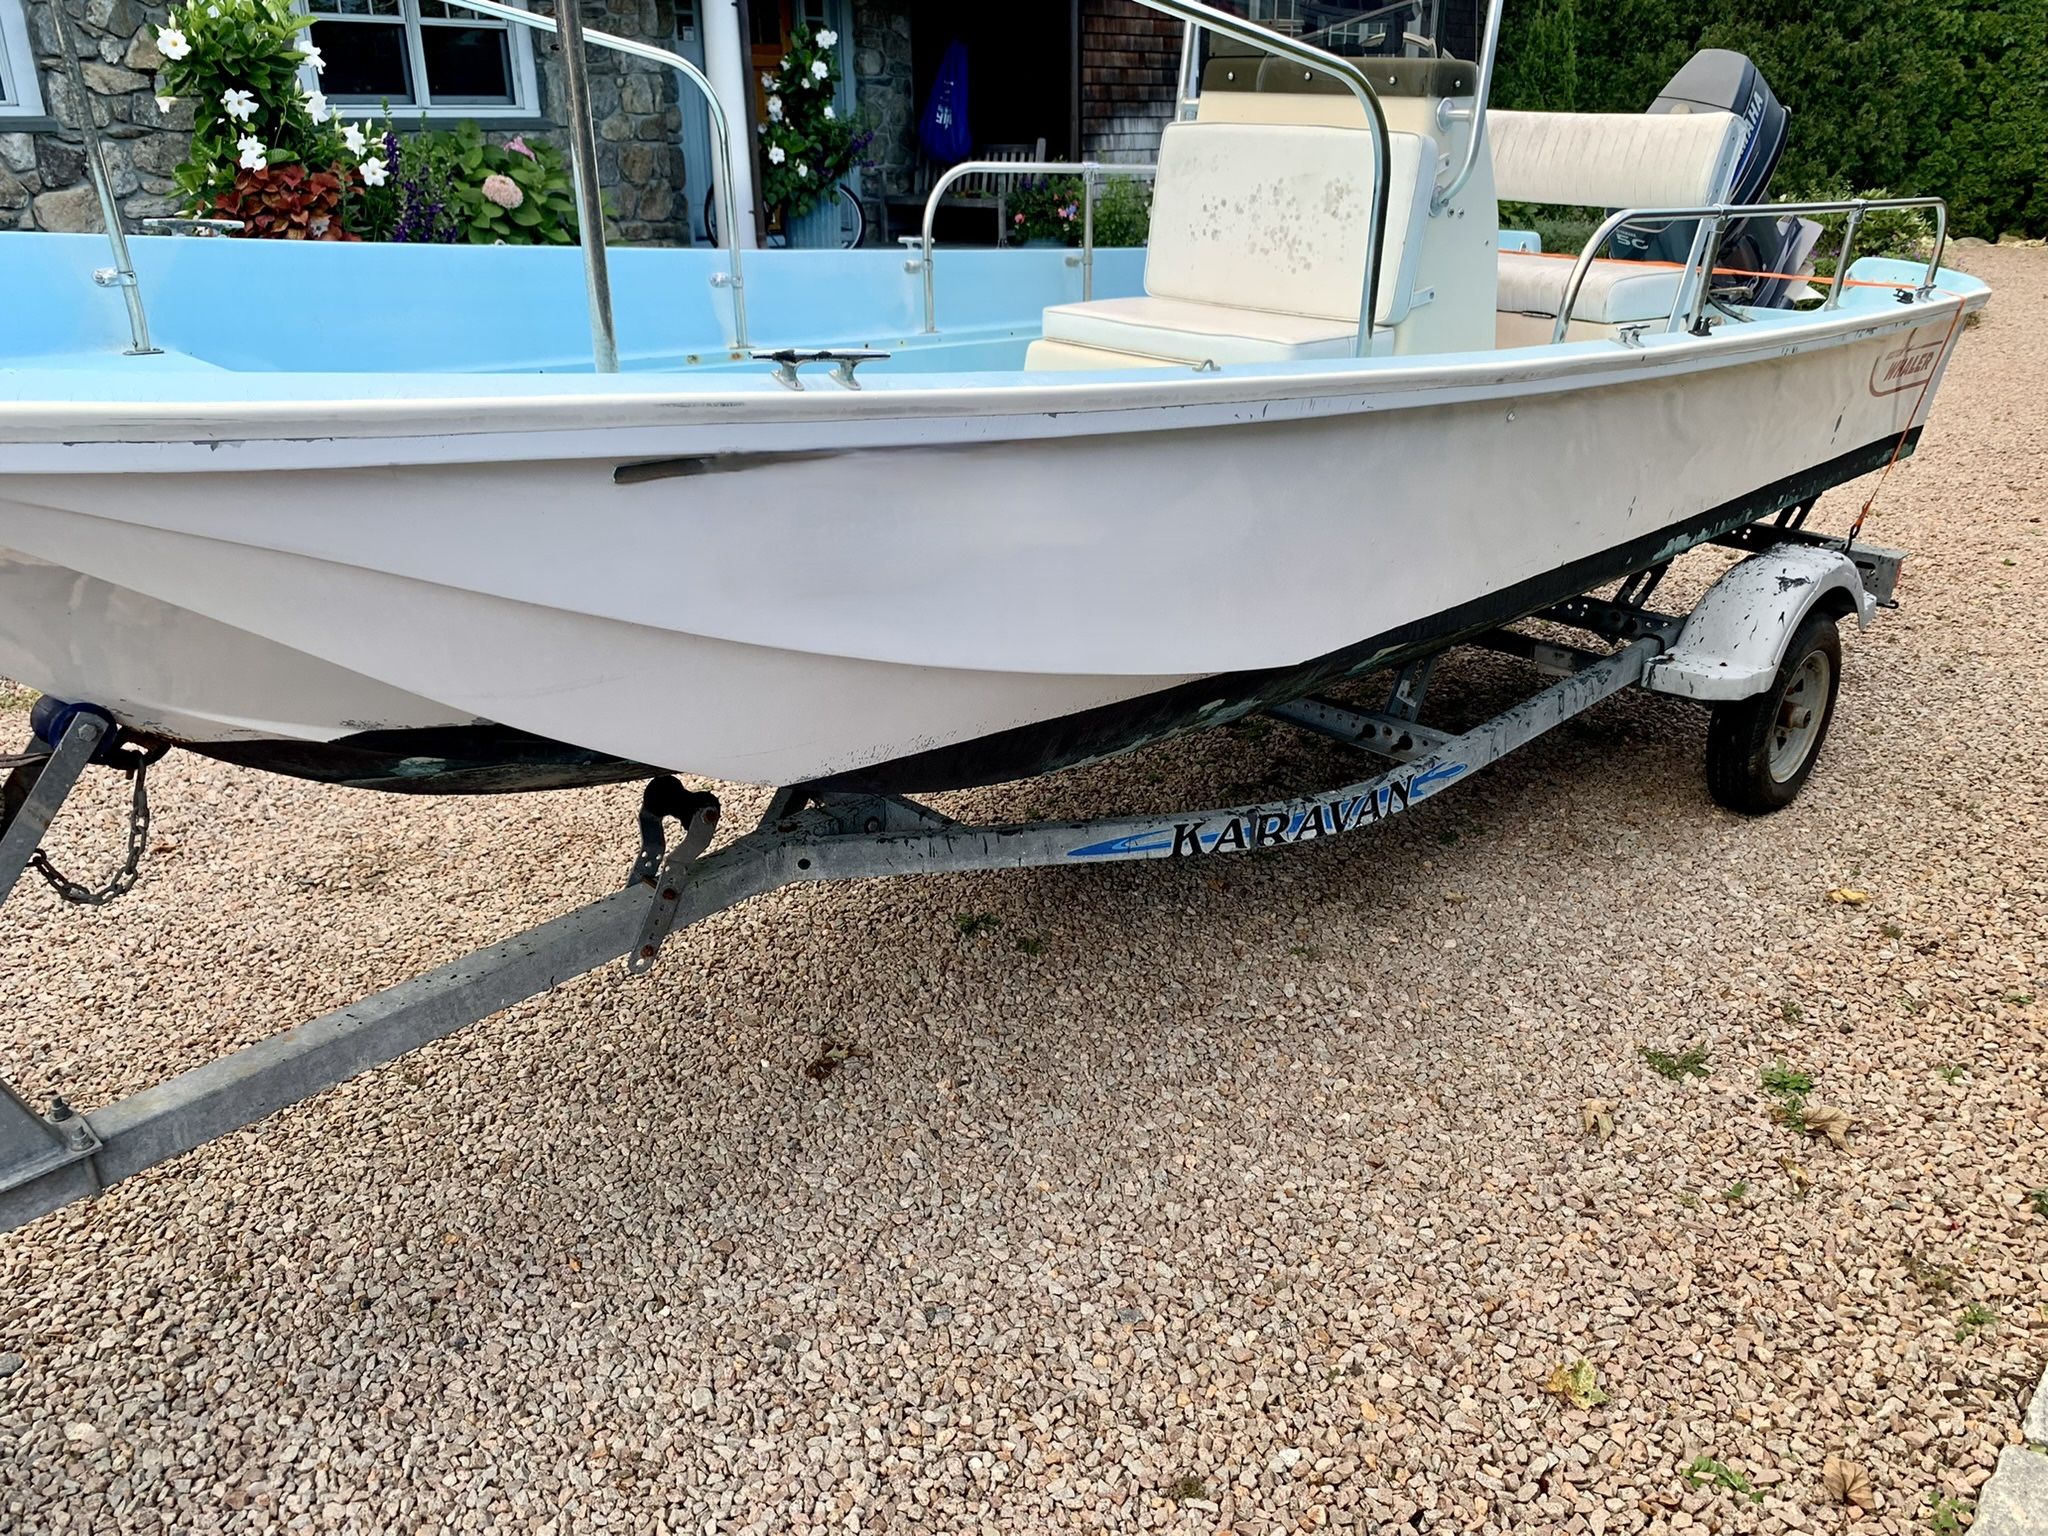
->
{"left": 0, "top": 533, "right": 1904, "bottom": 1234}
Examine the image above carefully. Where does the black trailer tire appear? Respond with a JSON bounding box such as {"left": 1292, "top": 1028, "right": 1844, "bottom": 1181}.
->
{"left": 1704, "top": 609, "right": 1843, "bottom": 815}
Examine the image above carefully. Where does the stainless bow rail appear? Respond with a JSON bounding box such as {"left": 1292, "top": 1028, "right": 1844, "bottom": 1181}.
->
{"left": 916, "top": 160, "right": 1158, "bottom": 334}
{"left": 441, "top": 0, "right": 750, "bottom": 364}
{"left": 45, "top": 0, "right": 159, "bottom": 356}
{"left": 1551, "top": 196, "right": 1951, "bottom": 344}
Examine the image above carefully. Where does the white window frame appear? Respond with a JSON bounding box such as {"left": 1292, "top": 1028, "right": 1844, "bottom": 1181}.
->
{"left": 0, "top": 0, "right": 50, "bottom": 119}
{"left": 302, "top": 0, "right": 541, "bottom": 120}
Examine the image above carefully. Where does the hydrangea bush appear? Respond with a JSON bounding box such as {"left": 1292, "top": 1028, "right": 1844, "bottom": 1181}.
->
{"left": 756, "top": 24, "right": 865, "bottom": 221}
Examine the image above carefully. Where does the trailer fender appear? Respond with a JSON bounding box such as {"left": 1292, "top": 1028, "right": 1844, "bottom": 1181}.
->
{"left": 1646, "top": 544, "right": 1874, "bottom": 702}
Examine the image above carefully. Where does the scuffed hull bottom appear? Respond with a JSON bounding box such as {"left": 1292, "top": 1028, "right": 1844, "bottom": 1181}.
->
{"left": 177, "top": 429, "right": 1915, "bottom": 798}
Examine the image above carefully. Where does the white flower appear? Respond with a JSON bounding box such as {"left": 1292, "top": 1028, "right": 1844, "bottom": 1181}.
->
{"left": 300, "top": 42, "right": 325, "bottom": 72}
{"left": 341, "top": 121, "right": 367, "bottom": 156}
{"left": 766, "top": 94, "right": 782, "bottom": 121}
{"left": 206, "top": 3, "right": 219, "bottom": 14}
{"left": 221, "top": 87, "right": 257, "bottom": 121}
{"left": 767, "top": 144, "right": 785, "bottom": 165}
{"left": 816, "top": 28, "right": 836, "bottom": 46}
{"left": 156, "top": 92, "right": 176, "bottom": 114}
{"left": 795, "top": 161, "right": 808, "bottom": 179}
{"left": 303, "top": 89, "right": 330, "bottom": 123}
{"left": 760, "top": 71, "right": 774, "bottom": 89}
{"left": 358, "top": 155, "right": 389, "bottom": 187}
{"left": 236, "top": 134, "right": 267, "bottom": 171}
{"left": 155, "top": 24, "right": 190, "bottom": 59}
{"left": 810, "top": 58, "right": 828, "bottom": 81}
{"left": 822, "top": 103, "right": 835, "bottom": 120}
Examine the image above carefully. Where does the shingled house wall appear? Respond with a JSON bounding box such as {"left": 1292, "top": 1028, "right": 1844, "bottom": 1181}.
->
{"left": 1078, "top": 0, "right": 1179, "bottom": 163}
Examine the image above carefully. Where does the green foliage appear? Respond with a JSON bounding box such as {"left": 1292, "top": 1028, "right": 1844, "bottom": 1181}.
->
{"left": 348, "top": 121, "right": 579, "bottom": 246}
{"left": 153, "top": 0, "right": 356, "bottom": 215}
{"left": 1490, "top": 0, "right": 2048, "bottom": 239}
{"left": 758, "top": 24, "right": 861, "bottom": 219}
{"left": 214, "top": 162, "right": 354, "bottom": 240}
{"left": 1091, "top": 176, "right": 1153, "bottom": 248}
{"left": 1640, "top": 1043, "right": 1711, "bottom": 1082}
{"left": 1682, "top": 1456, "right": 1762, "bottom": 1503}
{"left": 1008, "top": 176, "right": 1084, "bottom": 244}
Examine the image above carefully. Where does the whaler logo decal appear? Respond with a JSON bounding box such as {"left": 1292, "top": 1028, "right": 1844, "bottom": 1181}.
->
{"left": 1064, "top": 762, "right": 1470, "bottom": 860}
{"left": 1868, "top": 332, "right": 1944, "bottom": 397}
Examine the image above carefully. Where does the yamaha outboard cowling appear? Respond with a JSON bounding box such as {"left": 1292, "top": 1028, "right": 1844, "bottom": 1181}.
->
{"left": 1612, "top": 50, "right": 1799, "bottom": 307}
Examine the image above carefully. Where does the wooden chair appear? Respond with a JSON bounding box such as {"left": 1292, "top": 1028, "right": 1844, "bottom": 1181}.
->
{"left": 883, "top": 138, "right": 1047, "bottom": 246}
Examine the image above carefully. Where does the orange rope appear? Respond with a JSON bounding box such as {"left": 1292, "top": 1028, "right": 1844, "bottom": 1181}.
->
{"left": 1499, "top": 247, "right": 1903, "bottom": 290}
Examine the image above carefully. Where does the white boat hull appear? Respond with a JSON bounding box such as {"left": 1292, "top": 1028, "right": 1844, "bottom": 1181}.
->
{"left": 0, "top": 304, "right": 1968, "bottom": 791}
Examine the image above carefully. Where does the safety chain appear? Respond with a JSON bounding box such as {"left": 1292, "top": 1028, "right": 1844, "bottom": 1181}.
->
{"left": 30, "top": 741, "right": 165, "bottom": 906}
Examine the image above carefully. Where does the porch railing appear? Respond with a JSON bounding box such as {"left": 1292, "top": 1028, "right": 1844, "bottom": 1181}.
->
{"left": 1550, "top": 196, "right": 1951, "bottom": 343}
{"left": 915, "top": 161, "right": 1159, "bottom": 336}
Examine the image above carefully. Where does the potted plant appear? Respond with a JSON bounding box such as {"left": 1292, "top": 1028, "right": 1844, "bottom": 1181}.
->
{"left": 757, "top": 24, "right": 868, "bottom": 248}
{"left": 1006, "top": 175, "right": 1084, "bottom": 247}
{"left": 152, "top": 0, "right": 374, "bottom": 237}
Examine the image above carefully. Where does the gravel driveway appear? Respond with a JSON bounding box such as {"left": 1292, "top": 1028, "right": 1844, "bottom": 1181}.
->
{"left": 2, "top": 245, "right": 2043, "bottom": 1536}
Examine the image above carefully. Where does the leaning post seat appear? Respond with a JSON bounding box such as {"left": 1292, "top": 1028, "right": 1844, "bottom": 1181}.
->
{"left": 1488, "top": 108, "right": 1747, "bottom": 344}
{"left": 1025, "top": 119, "right": 1437, "bottom": 372}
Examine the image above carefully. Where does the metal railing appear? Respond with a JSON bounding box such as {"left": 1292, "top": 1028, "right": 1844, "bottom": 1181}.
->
{"left": 1431, "top": 0, "right": 1501, "bottom": 211}
{"left": 916, "top": 161, "right": 1158, "bottom": 335}
{"left": 441, "top": 0, "right": 749, "bottom": 363}
{"left": 45, "top": 0, "right": 158, "bottom": 355}
{"left": 1549, "top": 196, "right": 1951, "bottom": 344}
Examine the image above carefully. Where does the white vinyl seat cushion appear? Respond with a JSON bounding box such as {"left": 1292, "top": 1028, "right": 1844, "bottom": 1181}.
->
{"left": 1027, "top": 120, "right": 1435, "bottom": 371}
{"left": 1488, "top": 109, "right": 1745, "bottom": 210}
{"left": 1040, "top": 294, "right": 1363, "bottom": 364}
{"left": 1496, "top": 252, "right": 1683, "bottom": 325}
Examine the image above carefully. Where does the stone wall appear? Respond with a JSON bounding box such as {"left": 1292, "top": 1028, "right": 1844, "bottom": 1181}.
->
{"left": 2, "top": 0, "right": 188, "bottom": 232}
{"left": 2, "top": 0, "right": 689, "bottom": 243}
{"left": 1079, "top": 0, "right": 1178, "bottom": 164}
{"left": 850, "top": 0, "right": 912, "bottom": 200}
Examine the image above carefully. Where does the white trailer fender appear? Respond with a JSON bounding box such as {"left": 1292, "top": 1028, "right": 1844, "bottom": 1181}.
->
{"left": 1647, "top": 544, "right": 1875, "bottom": 702}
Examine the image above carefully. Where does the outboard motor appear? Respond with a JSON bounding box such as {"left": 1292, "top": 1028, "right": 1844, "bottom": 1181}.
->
{"left": 1612, "top": 50, "right": 1801, "bottom": 307}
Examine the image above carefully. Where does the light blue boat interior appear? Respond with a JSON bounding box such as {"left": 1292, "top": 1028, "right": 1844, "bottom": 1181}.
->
{"left": 0, "top": 233, "right": 1986, "bottom": 401}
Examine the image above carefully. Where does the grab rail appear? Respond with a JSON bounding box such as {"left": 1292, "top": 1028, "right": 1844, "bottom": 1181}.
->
{"left": 1432, "top": 0, "right": 1501, "bottom": 212}
{"left": 917, "top": 161, "right": 1158, "bottom": 335}
{"left": 45, "top": 0, "right": 159, "bottom": 355}
{"left": 1550, "top": 196, "right": 1951, "bottom": 345}
{"left": 438, "top": 0, "right": 750, "bottom": 360}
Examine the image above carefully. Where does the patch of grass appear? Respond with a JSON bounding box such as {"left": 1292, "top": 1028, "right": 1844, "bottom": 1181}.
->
{"left": 1761, "top": 1062, "right": 1816, "bottom": 1126}
{"left": 1285, "top": 943, "right": 1323, "bottom": 960}
{"left": 1898, "top": 994, "right": 1929, "bottom": 1016}
{"left": 1011, "top": 934, "right": 1044, "bottom": 956}
{"left": 1904, "top": 1249, "right": 1959, "bottom": 1296}
{"left": 1780, "top": 999, "right": 1804, "bottom": 1025}
{"left": 1954, "top": 1303, "right": 1997, "bottom": 1342}
{"left": 1677, "top": 1192, "right": 1701, "bottom": 1210}
{"left": 1881, "top": 922, "right": 1905, "bottom": 940}
{"left": 1682, "top": 1457, "right": 1762, "bottom": 1504}
{"left": 1927, "top": 1495, "right": 1973, "bottom": 1535}
{"left": 954, "top": 912, "right": 1000, "bottom": 939}
{"left": 2007, "top": 991, "right": 2036, "bottom": 1007}
{"left": 1722, "top": 1181, "right": 1749, "bottom": 1204}
{"left": 2029, "top": 1188, "right": 2048, "bottom": 1219}
{"left": 0, "top": 680, "right": 35, "bottom": 713}
{"left": 1934, "top": 1064, "right": 1968, "bottom": 1084}
{"left": 1165, "top": 1474, "right": 1209, "bottom": 1504}
{"left": 1641, "top": 1044, "right": 1711, "bottom": 1082}
{"left": 1436, "top": 829, "right": 1460, "bottom": 847}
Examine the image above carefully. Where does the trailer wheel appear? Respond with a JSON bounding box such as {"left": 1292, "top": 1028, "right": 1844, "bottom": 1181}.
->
{"left": 1704, "top": 609, "right": 1843, "bottom": 815}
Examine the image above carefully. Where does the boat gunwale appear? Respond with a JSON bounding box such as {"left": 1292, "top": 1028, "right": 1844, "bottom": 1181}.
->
{"left": 0, "top": 279, "right": 1982, "bottom": 456}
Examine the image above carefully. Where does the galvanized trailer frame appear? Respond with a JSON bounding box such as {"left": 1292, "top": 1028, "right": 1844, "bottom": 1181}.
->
{"left": 0, "top": 536, "right": 1903, "bottom": 1234}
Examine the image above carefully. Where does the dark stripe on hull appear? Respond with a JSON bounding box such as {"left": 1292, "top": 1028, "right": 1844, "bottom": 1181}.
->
{"left": 184, "top": 429, "right": 1917, "bottom": 797}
